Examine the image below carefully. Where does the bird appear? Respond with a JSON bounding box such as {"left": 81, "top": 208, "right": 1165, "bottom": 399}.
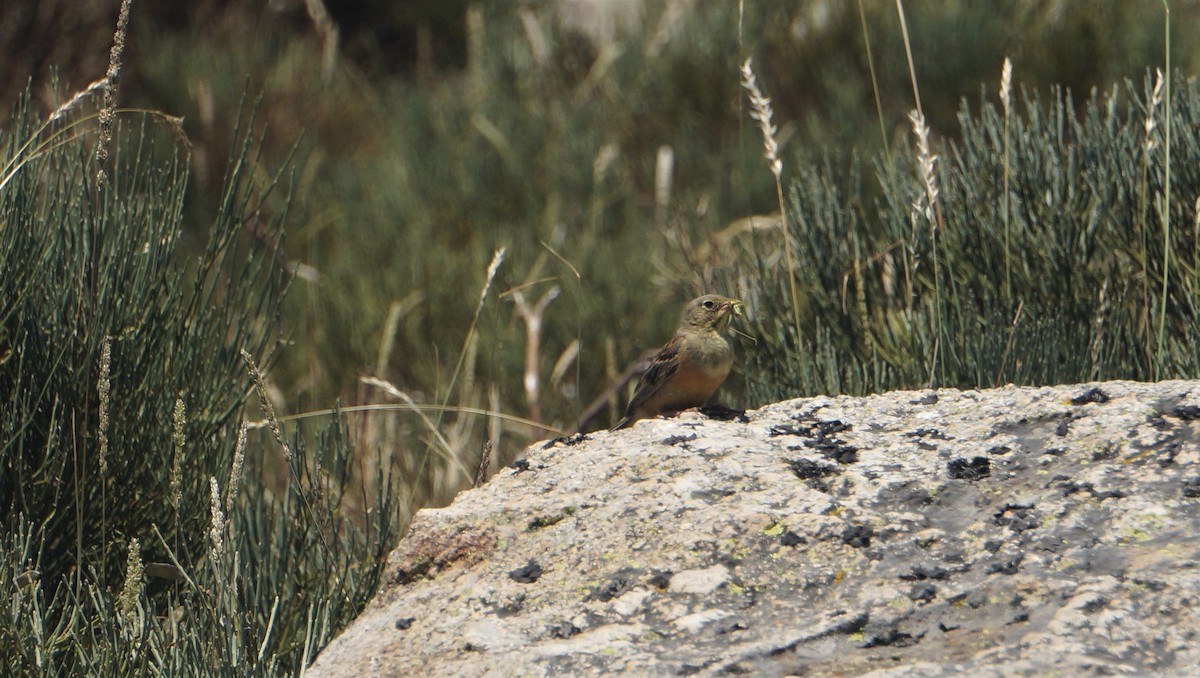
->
{"left": 610, "top": 294, "right": 741, "bottom": 431}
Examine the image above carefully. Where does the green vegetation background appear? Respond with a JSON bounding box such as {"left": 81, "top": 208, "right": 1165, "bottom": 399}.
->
{"left": 4, "top": 0, "right": 1200, "bottom": 673}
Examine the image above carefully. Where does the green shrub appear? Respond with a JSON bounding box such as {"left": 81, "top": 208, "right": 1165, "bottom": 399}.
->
{"left": 737, "top": 72, "right": 1200, "bottom": 404}
{"left": 0, "top": 95, "right": 392, "bottom": 674}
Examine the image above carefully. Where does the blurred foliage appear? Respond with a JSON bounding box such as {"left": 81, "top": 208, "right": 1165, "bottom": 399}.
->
{"left": 9, "top": 2, "right": 1191, "bottom": 405}
{"left": 0, "top": 96, "right": 393, "bottom": 672}
{"left": 737, "top": 73, "right": 1200, "bottom": 404}
{"left": 9, "top": 0, "right": 1192, "bottom": 490}
{"left": 5, "top": 0, "right": 1200, "bottom": 670}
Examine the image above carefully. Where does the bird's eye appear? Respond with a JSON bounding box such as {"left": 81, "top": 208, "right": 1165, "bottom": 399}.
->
{"left": 702, "top": 300, "right": 715, "bottom": 309}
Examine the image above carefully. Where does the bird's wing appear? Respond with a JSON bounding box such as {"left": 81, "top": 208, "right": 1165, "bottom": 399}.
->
{"left": 624, "top": 334, "right": 683, "bottom": 414}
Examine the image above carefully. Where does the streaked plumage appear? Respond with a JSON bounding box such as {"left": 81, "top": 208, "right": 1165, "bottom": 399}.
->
{"left": 610, "top": 294, "right": 740, "bottom": 431}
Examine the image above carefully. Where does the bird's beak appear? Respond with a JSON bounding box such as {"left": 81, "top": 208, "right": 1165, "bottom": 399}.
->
{"left": 716, "top": 299, "right": 741, "bottom": 329}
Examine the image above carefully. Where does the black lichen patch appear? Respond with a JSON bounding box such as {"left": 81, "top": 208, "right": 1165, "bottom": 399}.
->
{"left": 947, "top": 457, "right": 991, "bottom": 481}
{"left": 586, "top": 570, "right": 640, "bottom": 602}
{"left": 906, "top": 427, "right": 951, "bottom": 441}
{"left": 1059, "top": 480, "right": 1126, "bottom": 501}
{"left": 1172, "top": 404, "right": 1200, "bottom": 421}
{"left": 993, "top": 504, "right": 1038, "bottom": 532}
{"left": 985, "top": 554, "right": 1024, "bottom": 575}
{"left": 780, "top": 530, "right": 806, "bottom": 547}
{"left": 1071, "top": 387, "right": 1111, "bottom": 405}
{"left": 775, "top": 420, "right": 859, "bottom": 464}
{"left": 542, "top": 433, "right": 588, "bottom": 449}
{"left": 818, "top": 444, "right": 859, "bottom": 464}
{"left": 860, "top": 629, "right": 923, "bottom": 648}
{"left": 1182, "top": 478, "right": 1200, "bottom": 498}
{"left": 648, "top": 570, "right": 674, "bottom": 590}
{"left": 1147, "top": 414, "right": 1172, "bottom": 431}
{"left": 509, "top": 459, "right": 531, "bottom": 473}
{"left": 829, "top": 613, "right": 869, "bottom": 636}
{"left": 909, "top": 582, "right": 938, "bottom": 602}
{"left": 662, "top": 433, "right": 699, "bottom": 446}
{"left": 509, "top": 560, "right": 542, "bottom": 583}
{"left": 841, "top": 524, "right": 874, "bottom": 548}
{"left": 987, "top": 445, "right": 1012, "bottom": 455}
{"left": 787, "top": 458, "right": 841, "bottom": 493}
{"left": 1055, "top": 419, "right": 1070, "bottom": 437}
{"left": 394, "top": 617, "right": 415, "bottom": 630}
{"left": 787, "top": 458, "right": 840, "bottom": 480}
{"left": 899, "top": 564, "right": 962, "bottom": 581}
{"left": 771, "top": 419, "right": 850, "bottom": 438}
{"left": 717, "top": 621, "right": 748, "bottom": 635}
{"left": 548, "top": 621, "right": 580, "bottom": 639}
{"left": 1006, "top": 611, "right": 1030, "bottom": 625}
{"left": 699, "top": 404, "right": 749, "bottom": 422}
{"left": 910, "top": 392, "right": 939, "bottom": 405}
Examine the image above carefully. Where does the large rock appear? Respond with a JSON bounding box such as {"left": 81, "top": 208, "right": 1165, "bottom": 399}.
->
{"left": 309, "top": 381, "right": 1200, "bottom": 676}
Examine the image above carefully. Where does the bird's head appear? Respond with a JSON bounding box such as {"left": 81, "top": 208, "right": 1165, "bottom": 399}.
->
{"left": 681, "top": 294, "right": 742, "bottom": 332}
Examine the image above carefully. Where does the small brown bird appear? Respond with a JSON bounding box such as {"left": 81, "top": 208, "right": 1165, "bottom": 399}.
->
{"left": 610, "top": 294, "right": 741, "bottom": 431}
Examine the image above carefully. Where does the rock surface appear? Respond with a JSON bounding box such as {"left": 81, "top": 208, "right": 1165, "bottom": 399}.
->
{"left": 308, "top": 381, "right": 1200, "bottom": 677}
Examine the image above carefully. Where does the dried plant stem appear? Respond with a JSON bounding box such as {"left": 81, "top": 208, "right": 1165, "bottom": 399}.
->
{"left": 240, "top": 348, "right": 335, "bottom": 564}
{"left": 740, "top": 58, "right": 801, "bottom": 339}
{"left": 227, "top": 422, "right": 248, "bottom": 515}
{"left": 358, "top": 377, "right": 474, "bottom": 481}
{"left": 303, "top": 0, "right": 339, "bottom": 84}
{"left": 1140, "top": 70, "right": 1165, "bottom": 372}
{"left": 1155, "top": 1, "right": 1172, "bottom": 379}
{"left": 97, "top": 337, "right": 112, "bottom": 475}
{"left": 96, "top": 0, "right": 133, "bottom": 186}
{"left": 857, "top": 0, "right": 890, "bottom": 159}
{"left": 1000, "top": 57, "right": 1013, "bottom": 304}
{"left": 908, "top": 110, "right": 943, "bottom": 385}
{"left": 475, "top": 440, "right": 492, "bottom": 488}
{"left": 241, "top": 349, "right": 291, "bottom": 462}
{"left": 116, "top": 537, "right": 144, "bottom": 636}
{"left": 97, "top": 336, "right": 112, "bottom": 567}
{"left": 395, "top": 248, "right": 507, "bottom": 514}
{"left": 439, "top": 248, "right": 505, "bottom": 422}
{"left": 510, "top": 286, "right": 560, "bottom": 424}
{"left": 895, "top": 0, "right": 923, "bottom": 120}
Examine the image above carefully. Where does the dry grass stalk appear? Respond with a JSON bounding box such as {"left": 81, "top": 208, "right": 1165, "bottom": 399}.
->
{"left": 97, "top": 336, "right": 112, "bottom": 475}
{"left": 908, "top": 109, "right": 940, "bottom": 232}
{"left": 1001, "top": 57, "right": 1013, "bottom": 301}
{"left": 241, "top": 348, "right": 292, "bottom": 462}
{"left": 1000, "top": 58, "right": 1013, "bottom": 118}
{"left": 654, "top": 145, "right": 674, "bottom": 228}
{"left": 509, "top": 286, "right": 560, "bottom": 425}
{"left": 1144, "top": 68, "right": 1165, "bottom": 153}
{"left": 96, "top": 0, "right": 133, "bottom": 185}
{"left": 208, "top": 477, "right": 225, "bottom": 561}
{"left": 303, "top": 0, "right": 340, "bottom": 84}
{"left": 740, "top": 57, "right": 801, "bottom": 338}
{"left": 46, "top": 78, "right": 108, "bottom": 124}
{"left": 227, "top": 422, "right": 248, "bottom": 515}
{"left": 116, "top": 537, "right": 144, "bottom": 635}
{"left": 170, "top": 395, "right": 186, "bottom": 509}
{"left": 475, "top": 440, "right": 492, "bottom": 488}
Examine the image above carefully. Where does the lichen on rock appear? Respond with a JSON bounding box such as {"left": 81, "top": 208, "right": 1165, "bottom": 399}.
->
{"left": 309, "top": 381, "right": 1200, "bottom": 677}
